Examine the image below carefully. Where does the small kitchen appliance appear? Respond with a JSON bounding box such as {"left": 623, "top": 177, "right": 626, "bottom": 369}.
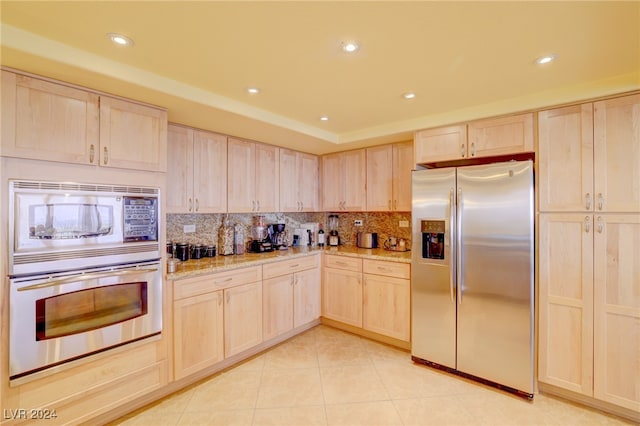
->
{"left": 248, "top": 215, "right": 273, "bottom": 253}
{"left": 328, "top": 215, "right": 340, "bottom": 246}
{"left": 268, "top": 223, "right": 288, "bottom": 249}
{"left": 356, "top": 232, "right": 378, "bottom": 249}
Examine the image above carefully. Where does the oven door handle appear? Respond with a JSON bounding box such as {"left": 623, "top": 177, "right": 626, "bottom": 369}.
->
{"left": 17, "top": 268, "right": 159, "bottom": 291}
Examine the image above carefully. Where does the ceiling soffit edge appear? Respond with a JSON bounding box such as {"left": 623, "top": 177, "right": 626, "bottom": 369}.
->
{"left": 0, "top": 24, "right": 338, "bottom": 144}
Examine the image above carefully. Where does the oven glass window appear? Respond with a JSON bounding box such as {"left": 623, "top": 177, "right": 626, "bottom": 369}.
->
{"left": 35, "top": 283, "right": 148, "bottom": 340}
{"left": 29, "top": 203, "right": 114, "bottom": 239}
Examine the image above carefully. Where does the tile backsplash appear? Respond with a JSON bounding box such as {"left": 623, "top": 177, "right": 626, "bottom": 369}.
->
{"left": 166, "top": 211, "right": 411, "bottom": 248}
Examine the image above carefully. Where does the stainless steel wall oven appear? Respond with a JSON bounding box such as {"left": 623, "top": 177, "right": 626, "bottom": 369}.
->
{"left": 8, "top": 180, "right": 162, "bottom": 381}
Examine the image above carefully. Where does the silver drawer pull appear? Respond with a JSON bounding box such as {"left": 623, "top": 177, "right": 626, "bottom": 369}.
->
{"left": 290, "top": 264, "right": 300, "bottom": 268}
{"left": 214, "top": 277, "right": 233, "bottom": 284}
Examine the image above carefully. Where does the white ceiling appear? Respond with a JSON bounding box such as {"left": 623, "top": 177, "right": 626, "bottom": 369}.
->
{"left": 1, "top": 1, "right": 639, "bottom": 155}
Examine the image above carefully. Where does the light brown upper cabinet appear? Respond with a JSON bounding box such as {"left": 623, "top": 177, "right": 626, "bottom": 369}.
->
{"left": 414, "top": 113, "right": 533, "bottom": 164}
{"left": 280, "top": 149, "right": 319, "bottom": 212}
{"left": 322, "top": 149, "right": 366, "bottom": 211}
{"left": 228, "top": 138, "right": 279, "bottom": 213}
{"left": 1, "top": 71, "right": 167, "bottom": 172}
{"left": 166, "top": 124, "right": 227, "bottom": 213}
{"left": 539, "top": 94, "right": 640, "bottom": 213}
{"left": 366, "top": 142, "right": 413, "bottom": 211}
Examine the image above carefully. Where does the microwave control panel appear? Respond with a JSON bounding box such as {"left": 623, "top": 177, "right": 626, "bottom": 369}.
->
{"left": 123, "top": 196, "right": 158, "bottom": 242}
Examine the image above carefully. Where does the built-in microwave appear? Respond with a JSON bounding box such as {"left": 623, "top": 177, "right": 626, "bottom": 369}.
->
{"left": 9, "top": 180, "right": 161, "bottom": 275}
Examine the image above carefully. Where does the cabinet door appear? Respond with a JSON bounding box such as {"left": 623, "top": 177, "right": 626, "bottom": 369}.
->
{"left": 299, "top": 153, "right": 319, "bottom": 211}
{"left": 593, "top": 214, "right": 640, "bottom": 410}
{"left": 166, "top": 125, "right": 194, "bottom": 213}
{"left": 279, "top": 149, "right": 299, "bottom": 212}
{"left": 262, "top": 275, "right": 294, "bottom": 340}
{"left": 366, "top": 145, "right": 393, "bottom": 211}
{"left": 193, "top": 130, "right": 227, "bottom": 213}
{"left": 227, "top": 138, "right": 256, "bottom": 212}
{"left": 342, "top": 149, "right": 367, "bottom": 211}
{"left": 392, "top": 142, "right": 414, "bottom": 211}
{"left": 363, "top": 274, "right": 410, "bottom": 341}
{"left": 1, "top": 71, "right": 99, "bottom": 164}
{"left": 294, "top": 267, "right": 321, "bottom": 327}
{"left": 255, "top": 143, "right": 279, "bottom": 212}
{"left": 538, "top": 104, "right": 594, "bottom": 212}
{"left": 538, "top": 214, "right": 594, "bottom": 395}
{"left": 468, "top": 113, "right": 533, "bottom": 158}
{"left": 224, "top": 282, "right": 263, "bottom": 357}
{"left": 414, "top": 125, "right": 466, "bottom": 163}
{"left": 322, "top": 267, "right": 362, "bottom": 327}
{"left": 99, "top": 96, "right": 167, "bottom": 172}
{"left": 322, "top": 153, "right": 343, "bottom": 211}
{"left": 593, "top": 94, "right": 640, "bottom": 213}
{"left": 173, "top": 290, "right": 224, "bottom": 380}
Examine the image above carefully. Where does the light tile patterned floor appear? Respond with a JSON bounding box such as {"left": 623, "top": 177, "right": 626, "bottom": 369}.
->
{"left": 109, "top": 325, "right": 635, "bottom": 426}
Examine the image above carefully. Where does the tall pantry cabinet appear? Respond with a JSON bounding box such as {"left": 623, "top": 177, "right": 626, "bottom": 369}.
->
{"left": 537, "top": 93, "right": 640, "bottom": 414}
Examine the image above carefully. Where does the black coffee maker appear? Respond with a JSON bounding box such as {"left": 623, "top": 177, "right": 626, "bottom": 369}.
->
{"left": 268, "top": 223, "right": 287, "bottom": 250}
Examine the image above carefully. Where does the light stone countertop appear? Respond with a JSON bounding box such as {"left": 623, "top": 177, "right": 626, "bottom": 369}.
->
{"left": 166, "top": 245, "right": 411, "bottom": 280}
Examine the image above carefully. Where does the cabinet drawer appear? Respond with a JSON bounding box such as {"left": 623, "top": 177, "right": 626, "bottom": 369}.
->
{"left": 363, "top": 259, "right": 410, "bottom": 279}
{"left": 324, "top": 255, "right": 362, "bottom": 272}
{"left": 263, "top": 254, "right": 320, "bottom": 279}
{"left": 173, "top": 266, "right": 262, "bottom": 300}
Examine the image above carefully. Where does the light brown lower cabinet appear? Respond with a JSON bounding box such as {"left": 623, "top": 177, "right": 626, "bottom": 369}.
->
{"left": 322, "top": 255, "right": 411, "bottom": 343}
{"left": 539, "top": 213, "right": 640, "bottom": 413}
{"left": 362, "top": 260, "right": 411, "bottom": 342}
{"left": 322, "top": 255, "right": 363, "bottom": 327}
{"left": 173, "top": 290, "right": 224, "bottom": 380}
{"left": 224, "top": 281, "right": 263, "bottom": 358}
{"left": 262, "top": 254, "right": 321, "bottom": 340}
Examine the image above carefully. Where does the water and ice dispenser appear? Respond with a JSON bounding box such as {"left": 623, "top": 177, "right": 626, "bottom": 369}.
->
{"left": 421, "top": 220, "right": 445, "bottom": 260}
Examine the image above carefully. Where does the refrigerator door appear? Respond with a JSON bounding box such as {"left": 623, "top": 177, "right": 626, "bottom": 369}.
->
{"left": 411, "top": 168, "right": 457, "bottom": 368}
{"left": 456, "top": 161, "right": 535, "bottom": 394}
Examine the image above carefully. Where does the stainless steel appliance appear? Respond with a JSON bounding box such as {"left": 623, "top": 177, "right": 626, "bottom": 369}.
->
{"left": 9, "top": 260, "right": 162, "bottom": 380}
{"left": 248, "top": 215, "right": 273, "bottom": 253}
{"left": 411, "top": 160, "right": 534, "bottom": 398}
{"left": 268, "top": 223, "right": 287, "bottom": 250}
{"left": 9, "top": 180, "right": 160, "bottom": 275}
{"left": 356, "top": 232, "right": 378, "bottom": 248}
{"left": 8, "top": 180, "right": 162, "bottom": 381}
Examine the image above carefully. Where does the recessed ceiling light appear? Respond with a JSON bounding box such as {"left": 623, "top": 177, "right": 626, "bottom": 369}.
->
{"left": 320, "top": 116, "right": 329, "bottom": 121}
{"left": 107, "top": 33, "right": 134, "bottom": 46}
{"left": 535, "top": 54, "right": 557, "bottom": 65}
{"left": 341, "top": 41, "right": 360, "bottom": 53}
{"left": 403, "top": 92, "right": 416, "bottom": 99}
{"left": 247, "top": 87, "right": 260, "bottom": 94}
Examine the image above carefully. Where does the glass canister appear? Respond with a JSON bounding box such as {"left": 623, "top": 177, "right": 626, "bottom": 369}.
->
{"left": 234, "top": 223, "right": 245, "bottom": 255}
{"left": 218, "top": 216, "right": 234, "bottom": 256}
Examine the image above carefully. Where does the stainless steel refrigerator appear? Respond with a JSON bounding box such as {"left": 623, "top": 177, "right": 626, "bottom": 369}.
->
{"left": 411, "top": 160, "right": 535, "bottom": 397}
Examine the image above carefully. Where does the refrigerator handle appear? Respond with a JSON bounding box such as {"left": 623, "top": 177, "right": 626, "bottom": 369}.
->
{"left": 449, "top": 188, "right": 455, "bottom": 303}
{"left": 456, "top": 187, "right": 463, "bottom": 305}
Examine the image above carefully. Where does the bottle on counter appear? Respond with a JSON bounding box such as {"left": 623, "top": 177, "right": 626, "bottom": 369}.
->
{"left": 318, "top": 225, "right": 325, "bottom": 247}
{"left": 219, "top": 216, "right": 234, "bottom": 256}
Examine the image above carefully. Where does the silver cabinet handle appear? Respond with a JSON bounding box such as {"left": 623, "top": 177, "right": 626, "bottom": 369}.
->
{"left": 188, "top": 198, "right": 193, "bottom": 212}
{"left": 597, "top": 193, "right": 604, "bottom": 211}
{"left": 218, "top": 292, "right": 222, "bottom": 306}
{"left": 257, "top": 200, "right": 261, "bottom": 211}
{"left": 470, "top": 142, "right": 476, "bottom": 157}
{"left": 585, "top": 216, "right": 591, "bottom": 233}
{"left": 300, "top": 201, "right": 304, "bottom": 211}
{"left": 89, "top": 144, "right": 95, "bottom": 164}
{"left": 226, "top": 292, "right": 230, "bottom": 303}
{"left": 597, "top": 216, "right": 603, "bottom": 233}
{"left": 103, "top": 147, "right": 109, "bottom": 165}
{"left": 252, "top": 200, "right": 256, "bottom": 211}
{"left": 214, "top": 277, "right": 233, "bottom": 285}
{"left": 585, "top": 193, "right": 592, "bottom": 210}
{"left": 393, "top": 200, "right": 397, "bottom": 211}
{"left": 195, "top": 198, "right": 199, "bottom": 212}
{"left": 460, "top": 143, "right": 466, "bottom": 158}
